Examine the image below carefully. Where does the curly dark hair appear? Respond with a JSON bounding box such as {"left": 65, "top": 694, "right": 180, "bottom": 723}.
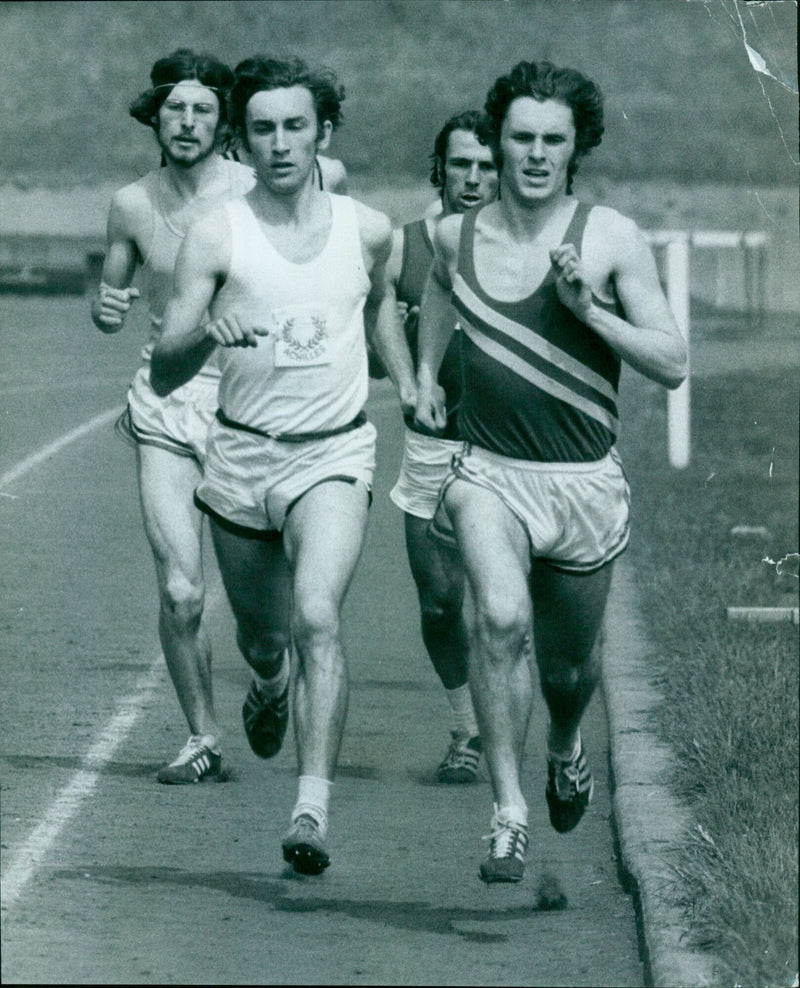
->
{"left": 429, "top": 109, "right": 495, "bottom": 189}
{"left": 230, "top": 55, "right": 345, "bottom": 147}
{"left": 482, "top": 60, "right": 604, "bottom": 194}
{"left": 129, "top": 48, "right": 234, "bottom": 142}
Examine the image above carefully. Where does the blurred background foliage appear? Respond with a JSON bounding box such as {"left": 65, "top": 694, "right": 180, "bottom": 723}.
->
{"left": 1, "top": 0, "right": 796, "bottom": 188}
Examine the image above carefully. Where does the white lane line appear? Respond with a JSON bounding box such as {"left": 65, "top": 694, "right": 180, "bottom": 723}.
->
{"left": 0, "top": 395, "right": 396, "bottom": 909}
{"left": 0, "top": 413, "right": 219, "bottom": 913}
{"left": 2, "top": 577, "right": 226, "bottom": 914}
{"left": 0, "top": 406, "right": 122, "bottom": 490}
{"left": 0, "top": 398, "right": 402, "bottom": 493}
{"left": 0, "top": 659, "right": 165, "bottom": 913}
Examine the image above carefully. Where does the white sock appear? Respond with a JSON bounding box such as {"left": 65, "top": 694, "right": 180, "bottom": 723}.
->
{"left": 256, "top": 648, "right": 290, "bottom": 700}
{"left": 493, "top": 802, "right": 528, "bottom": 828}
{"left": 192, "top": 733, "right": 221, "bottom": 754}
{"left": 292, "top": 775, "right": 332, "bottom": 837}
{"left": 445, "top": 683, "right": 478, "bottom": 738}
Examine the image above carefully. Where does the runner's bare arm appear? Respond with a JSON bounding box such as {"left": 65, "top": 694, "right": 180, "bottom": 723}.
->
{"left": 551, "top": 212, "right": 688, "bottom": 389}
{"left": 355, "top": 201, "right": 394, "bottom": 336}
{"left": 90, "top": 191, "right": 141, "bottom": 333}
{"left": 414, "top": 214, "right": 461, "bottom": 431}
{"left": 358, "top": 207, "right": 403, "bottom": 389}
{"left": 369, "top": 228, "right": 417, "bottom": 409}
{"left": 150, "top": 210, "right": 248, "bottom": 396}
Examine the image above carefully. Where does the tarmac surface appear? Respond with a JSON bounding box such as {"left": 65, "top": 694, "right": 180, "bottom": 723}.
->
{"left": 0, "top": 296, "right": 648, "bottom": 985}
{"left": 6, "top": 279, "right": 794, "bottom": 983}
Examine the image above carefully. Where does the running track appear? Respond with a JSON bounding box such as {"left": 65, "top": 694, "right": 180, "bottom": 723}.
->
{"left": 1, "top": 295, "right": 643, "bottom": 985}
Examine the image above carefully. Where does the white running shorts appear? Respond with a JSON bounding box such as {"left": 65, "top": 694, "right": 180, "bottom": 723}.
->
{"left": 117, "top": 364, "right": 217, "bottom": 465}
{"left": 196, "top": 418, "right": 377, "bottom": 536}
{"left": 389, "top": 427, "right": 464, "bottom": 520}
{"left": 430, "top": 443, "right": 631, "bottom": 574}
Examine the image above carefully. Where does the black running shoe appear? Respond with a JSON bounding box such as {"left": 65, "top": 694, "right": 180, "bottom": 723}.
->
{"left": 282, "top": 815, "right": 330, "bottom": 875}
{"left": 242, "top": 676, "right": 289, "bottom": 759}
{"left": 546, "top": 742, "right": 594, "bottom": 833}
{"left": 437, "top": 731, "right": 482, "bottom": 783}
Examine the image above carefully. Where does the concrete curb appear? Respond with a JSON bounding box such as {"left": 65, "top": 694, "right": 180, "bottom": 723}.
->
{"left": 602, "top": 558, "right": 719, "bottom": 988}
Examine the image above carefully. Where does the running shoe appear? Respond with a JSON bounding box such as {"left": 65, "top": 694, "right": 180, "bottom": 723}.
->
{"left": 282, "top": 815, "right": 330, "bottom": 876}
{"left": 479, "top": 810, "right": 528, "bottom": 884}
{"left": 437, "top": 731, "right": 482, "bottom": 783}
{"left": 242, "top": 675, "right": 289, "bottom": 759}
{"left": 546, "top": 741, "right": 594, "bottom": 833}
{"left": 157, "top": 735, "right": 221, "bottom": 785}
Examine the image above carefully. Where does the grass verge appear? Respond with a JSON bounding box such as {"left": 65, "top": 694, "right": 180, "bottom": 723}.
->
{"left": 618, "top": 361, "right": 798, "bottom": 988}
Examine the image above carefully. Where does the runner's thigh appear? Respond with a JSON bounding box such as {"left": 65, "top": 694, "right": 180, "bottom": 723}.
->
{"left": 283, "top": 479, "right": 370, "bottom": 610}
{"left": 529, "top": 559, "right": 613, "bottom": 663}
{"left": 444, "top": 478, "right": 531, "bottom": 622}
{"left": 208, "top": 521, "right": 291, "bottom": 637}
{"left": 136, "top": 444, "right": 204, "bottom": 587}
{"left": 405, "top": 513, "right": 465, "bottom": 603}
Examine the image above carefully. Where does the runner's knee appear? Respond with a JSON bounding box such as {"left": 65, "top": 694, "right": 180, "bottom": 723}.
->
{"left": 235, "top": 623, "right": 288, "bottom": 667}
{"left": 473, "top": 592, "right": 529, "bottom": 655}
{"left": 160, "top": 574, "right": 204, "bottom": 630}
{"left": 538, "top": 659, "right": 598, "bottom": 698}
{"left": 419, "top": 581, "right": 464, "bottom": 626}
{"left": 292, "top": 593, "right": 340, "bottom": 653}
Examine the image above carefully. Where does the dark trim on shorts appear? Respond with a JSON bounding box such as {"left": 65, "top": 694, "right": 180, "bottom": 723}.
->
{"left": 115, "top": 406, "right": 197, "bottom": 460}
{"left": 284, "top": 475, "right": 373, "bottom": 522}
{"left": 215, "top": 408, "right": 367, "bottom": 443}
{"left": 427, "top": 455, "right": 629, "bottom": 575}
{"left": 540, "top": 528, "right": 630, "bottom": 576}
{"left": 193, "top": 492, "right": 282, "bottom": 542}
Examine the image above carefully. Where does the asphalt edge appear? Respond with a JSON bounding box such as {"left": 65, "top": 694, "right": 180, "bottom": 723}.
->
{"left": 601, "top": 558, "right": 720, "bottom": 988}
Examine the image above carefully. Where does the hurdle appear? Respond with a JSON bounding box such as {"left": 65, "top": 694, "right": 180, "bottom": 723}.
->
{"left": 645, "top": 229, "right": 769, "bottom": 469}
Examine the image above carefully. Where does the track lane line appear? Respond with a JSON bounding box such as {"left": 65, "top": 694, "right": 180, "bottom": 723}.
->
{"left": 2, "top": 407, "right": 143, "bottom": 913}
{"left": 1, "top": 582, "right": 226, "bottom": 915}
{"left": 1, "top": 659, "right": 165, "bottom": 912}
{"left": 0, "top": 406, "right": 122, "bottom": 490}
{"left": 1, "top": 392, "right": 399, "bottom": 911}
{"left": 0, "top": 413, "right": 221, "bottom": 912}
{"left": 0, "top": 392, "right": 401, "bottom": 492}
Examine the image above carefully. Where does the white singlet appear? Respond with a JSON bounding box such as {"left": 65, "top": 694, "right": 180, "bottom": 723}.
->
{"left": 137, "top": 158, "right": 255, "bottom": 376}
{"left": 211, "top": 193, "right": 371, "bottom": 436}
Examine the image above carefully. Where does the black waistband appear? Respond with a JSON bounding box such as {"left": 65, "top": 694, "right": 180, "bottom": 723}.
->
{"left": 216, "top": 408, "right": 367, "bottom": 443}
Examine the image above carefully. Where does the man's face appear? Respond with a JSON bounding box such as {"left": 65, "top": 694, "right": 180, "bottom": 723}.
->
{"left": 157, "top": 80, "right": 221, "bottom": 168}
{"left": 499, "top": 97, "right": 576, "bottom": 203}
{"left": 245, "top": 86, "right": 331, "bottom": 195}
{"left": 441, "top": 129, "right": 498, "bottom": 215}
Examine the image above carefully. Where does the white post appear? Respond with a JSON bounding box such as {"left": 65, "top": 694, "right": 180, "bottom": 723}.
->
{"left": 665, "top": 236, "right": 691, "bottom": 469}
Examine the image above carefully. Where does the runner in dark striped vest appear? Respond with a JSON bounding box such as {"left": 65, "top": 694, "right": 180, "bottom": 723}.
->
{"left": 415, "top": 60, "right": 687, "bottom": 885}
{"left": 373, "top": 112, "right": 498, "bottom": 785}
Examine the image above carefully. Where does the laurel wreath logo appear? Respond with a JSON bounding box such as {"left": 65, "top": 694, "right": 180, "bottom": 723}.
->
{"left": 279, "top": 315, "right": 328, "bottom": 361}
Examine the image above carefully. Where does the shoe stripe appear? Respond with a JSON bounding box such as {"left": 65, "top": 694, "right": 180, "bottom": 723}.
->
{"left": 439, "top": 751, "right": 481, "bottom": 770}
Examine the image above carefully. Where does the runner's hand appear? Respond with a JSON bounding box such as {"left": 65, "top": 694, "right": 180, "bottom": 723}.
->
{"left": 95, "top": 284, "right": 140, "bottom": 328}
{"left": 550, "top": 243, "right": 593, "bottom": 322}
{"left": 204, "top": 315, "right": 268, "bottom": 348}
{"left": 400, "top": 303, "right": 420, "bottom": 332}
{"left": 414, "top": 380, "right": 447, "bottom": 433}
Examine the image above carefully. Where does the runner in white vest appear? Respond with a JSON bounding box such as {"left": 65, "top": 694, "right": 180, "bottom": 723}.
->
{"left": 90, "top": 50, "right": 349, "bottom": 788}
{"left": 90, "top": 50, "right": 248, "bottom": 786}
{"left": 151, "top": 55, "right": 393, "bottom": 876}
